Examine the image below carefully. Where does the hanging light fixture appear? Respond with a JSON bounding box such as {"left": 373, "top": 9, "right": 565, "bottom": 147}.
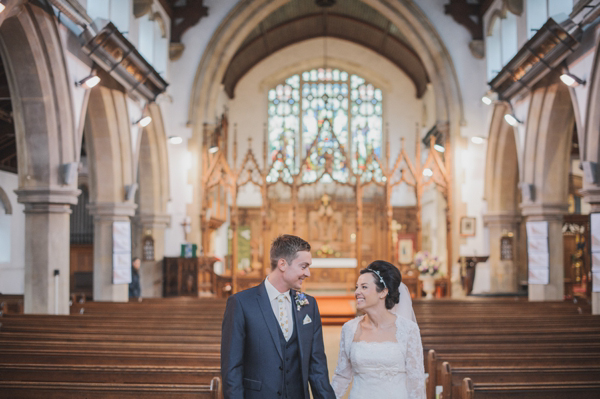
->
{"left": 481, "top": 90, "right": 498, "bottom": 106}
{"left": 168, "top": 136, "right": 183, "bottom": 144}
{"left": 0, "top": 2, "right": 5, "bottom": 14}
{"left": 471, "top": 136, "right": 485, "bottom": 144}
{"left": 433, "top": 144, "right": 445, "bottom": 153}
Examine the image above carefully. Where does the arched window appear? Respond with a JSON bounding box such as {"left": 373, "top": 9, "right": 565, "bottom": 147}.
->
{"left": 87, "top": 0, "right": 131, "bottom": 36}
{"left": 527, "top": 0, "right": 574, "bottom": 39}
{"left": 267, "top": 68, "right": 383, "bottom": 184}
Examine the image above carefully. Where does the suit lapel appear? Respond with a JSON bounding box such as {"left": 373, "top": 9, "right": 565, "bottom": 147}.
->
{"left": 257, "top": 282, "right": 283, "bottom": 360}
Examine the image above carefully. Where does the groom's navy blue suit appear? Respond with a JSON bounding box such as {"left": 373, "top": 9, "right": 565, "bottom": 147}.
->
{"left": 221, "top": 281, "right": 335, "bottom": 399}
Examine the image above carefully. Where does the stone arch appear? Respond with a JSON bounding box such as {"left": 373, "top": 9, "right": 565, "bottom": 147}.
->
{"left": 188, "top": 0, "right": 463, "bottom": 133}
{"left": 84, "top": 84, "right": 136, "bottom": 302}
{"left": 582, "top": 39, "right": 600, "bottom": 196}
{"left": 522, "top": 79, "right": 574, "bottom": 208}
{"left": 137, "top": 103, "right": 170, "bottom": 217}
{"left": 0, "top": 186, "right": 12, "bottom": 214}
{"left": 84, "top": 85, "right": 135, "bottom": 204}
{"left": 485, "top": 103, "right": 520, "bottom": 215}
{"left": 134, "top": 103, "right": 170, "bottom": 297}
{"left": 187, "top": 0, "right": 465, "bottom": 268}
{"left": 0, "top": 1, "right": 79, "bottom": 314}
{"left": 483, "top": 102, "right": 522, "bottom": 292}
{"left": 521, "top": 76, "right": 575, "bottom": 301}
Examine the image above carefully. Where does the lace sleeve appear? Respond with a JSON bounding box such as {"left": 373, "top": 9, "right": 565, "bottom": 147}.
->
{"left": 405, "top": 322, "right": 426, "bottom": 399}
{"left": 331, "top": 322, "right": 352, "bottom": 398}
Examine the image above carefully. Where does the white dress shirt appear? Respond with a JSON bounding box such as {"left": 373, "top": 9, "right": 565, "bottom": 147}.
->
{"left": 265, "top": 276, "right": 294, "bottom": 337}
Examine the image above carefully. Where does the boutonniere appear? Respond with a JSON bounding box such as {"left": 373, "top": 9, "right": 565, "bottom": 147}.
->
{"left": 295, "top": 292, "right": 309, "bottom": 311}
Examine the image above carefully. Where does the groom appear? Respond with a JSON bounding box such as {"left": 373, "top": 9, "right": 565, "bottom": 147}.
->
{"left": 221, "top": 234, "right": 335, "bottom": 399}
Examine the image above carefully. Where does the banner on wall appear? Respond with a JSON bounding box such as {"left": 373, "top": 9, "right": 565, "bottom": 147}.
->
{"left": 590, "top": 214, "right": 600, "bottom": 293}
{"left": 112, "top": 221, "right": 132, "bottom": 285}
{"left": 526, "top": 221, "right": 549, "bottom": 285}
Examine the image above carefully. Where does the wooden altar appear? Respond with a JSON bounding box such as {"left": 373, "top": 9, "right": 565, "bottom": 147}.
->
{"left": 163, "top": 257, "right": 218, "bottom": 297}
{"left": 200, "top": 116, "right": 454, "bottom": 296}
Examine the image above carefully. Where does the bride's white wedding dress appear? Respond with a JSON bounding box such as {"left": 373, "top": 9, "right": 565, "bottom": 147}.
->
{"left": 331, "top": 284, "right": 426, "bottom": 399}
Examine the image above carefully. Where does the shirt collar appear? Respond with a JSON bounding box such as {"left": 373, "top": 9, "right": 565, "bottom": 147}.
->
{"left": 265, "top": 276, "right": 290, "bottom": 302}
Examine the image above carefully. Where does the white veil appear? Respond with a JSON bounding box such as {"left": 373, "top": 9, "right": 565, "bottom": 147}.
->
{"left": 392, "top": 282, "right": 417, "bottom": 323}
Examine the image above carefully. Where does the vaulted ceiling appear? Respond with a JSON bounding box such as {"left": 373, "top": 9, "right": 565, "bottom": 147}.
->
{"left": 222, "top": 0, "right": 430, "bottom": 98}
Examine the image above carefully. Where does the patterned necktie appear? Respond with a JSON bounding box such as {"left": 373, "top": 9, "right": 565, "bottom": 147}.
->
{"left": 277, "top": 293, "right": 291, "bottom": 341}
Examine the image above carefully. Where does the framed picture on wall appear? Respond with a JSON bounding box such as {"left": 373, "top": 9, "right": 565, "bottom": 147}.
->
{"left": 460, "top": 217, "right": 476, "bottom": 237}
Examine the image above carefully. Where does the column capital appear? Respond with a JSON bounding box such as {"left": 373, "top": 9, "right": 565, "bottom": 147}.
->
{"left": 483, "top": 212, "right": 522, "bottom": 225}
{"left": 580, "top": 187, "right": 600, "bottom": 208}
{"left": 520, "top": 202, "right": 568, "bottom": 218}
{"left": 88, "top": 202, "right": 137, "bottom": 220}
{"left": 132, "top": 213, "right": 171, "bottom": 229}
{"left": 15, "top": 186, "right": 80, "bottom": 208}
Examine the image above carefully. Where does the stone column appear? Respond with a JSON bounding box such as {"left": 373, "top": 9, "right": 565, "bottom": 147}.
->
{"left": 483, "top": 212, "right": 521, "bottom": 293}
{"left": 521, "top": 204, "right": 567, "bottom": 301}
{"left": 132, "top": 213, "right": 171, "bottom": 298}
{"left": 580, "top": 187, "right": 600, "bottom": 315}
{"left": 88, "top": 202, "right": 137, "bottom": 302}
{"left": 16, "top": 187, "right": 79, "bottom": 314}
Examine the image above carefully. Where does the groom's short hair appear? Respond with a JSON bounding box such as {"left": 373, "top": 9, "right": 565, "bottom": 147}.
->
{"left": 270, "top": 234, "right": 311, "bottom": 270}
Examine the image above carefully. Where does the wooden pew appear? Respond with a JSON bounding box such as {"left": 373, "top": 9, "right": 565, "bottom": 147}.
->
{"left": 460, "top": 378, "right": 600, "bottom": 399}
{"left": 0, "top": 364, "right": 220, "bottom": 384}
{"left": 442, "top": 363, "right": 600, "bottom": 399}
{"left": 0, "top": 378, "right": 222, "bottom": 399}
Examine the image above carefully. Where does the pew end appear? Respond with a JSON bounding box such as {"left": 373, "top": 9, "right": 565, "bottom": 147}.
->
{"left": 427, "top": 349, "right": 437, "bottom": 399}
{"left": 461, "top": 378, "right": 473, "bottom": 399}
{"left": 440, "top": 361, "right": 451, "bottom": 399}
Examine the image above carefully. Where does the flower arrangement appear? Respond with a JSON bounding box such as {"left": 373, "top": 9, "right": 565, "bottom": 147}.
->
{"left": 295, "top": 292, "right": 309, "bottom": 311}
{"left": 414, "top": 251, "right": 441, "bottom": 276}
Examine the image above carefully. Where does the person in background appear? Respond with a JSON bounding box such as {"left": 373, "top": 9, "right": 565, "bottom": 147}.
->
{"left": 129, "top": 257, "right": 142, "bottom": 301}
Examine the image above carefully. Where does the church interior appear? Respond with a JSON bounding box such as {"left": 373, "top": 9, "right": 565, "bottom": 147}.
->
{"left": 1, "top": 0, "right": 600, "bottom": 397}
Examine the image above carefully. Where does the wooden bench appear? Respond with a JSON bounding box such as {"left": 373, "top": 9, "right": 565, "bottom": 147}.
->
{"left": 442, "top": 363, "right": 600, "bottom": 399}
{"left": 0, "top": 378, "right": 222, "bottom": 399}
{"left": 460, "top": 378, "right": 600, "bottom": 399}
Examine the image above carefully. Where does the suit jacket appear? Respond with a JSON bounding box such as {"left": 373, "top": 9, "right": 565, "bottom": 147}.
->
{"left": 221, "top": 281, "right": 335, "bottom": 399}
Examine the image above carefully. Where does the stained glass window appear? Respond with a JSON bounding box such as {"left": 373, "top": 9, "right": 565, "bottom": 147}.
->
{"left": 267, "top": 68, "right": 383, "bottom": 184}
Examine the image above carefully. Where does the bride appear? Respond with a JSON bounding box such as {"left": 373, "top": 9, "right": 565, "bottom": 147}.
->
{"left": 331, "top": 260, "right": 426, "bottom": 399}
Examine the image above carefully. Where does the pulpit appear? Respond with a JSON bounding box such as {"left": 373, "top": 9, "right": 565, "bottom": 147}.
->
{"left": 163, "top": 257, "right": 218, "bottom": 297}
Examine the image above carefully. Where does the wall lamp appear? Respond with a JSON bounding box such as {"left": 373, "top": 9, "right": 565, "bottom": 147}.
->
{"left": 433, "top": 144, "right": 445, "bottom": 153}
{"left": 76, "top": 74, "right": 101, "bottom": 89}
{"left": 134, "top": 115, "right": 152, "bottom": 127}
{"left": 504, "top": 113, "right": 522, "bottom": 126}
{"left": 471, "top": 136, "right": 486, "bottom": 144}
{"left": 0, "top": 2, "right": 6, "bottom": 14}
{"left": 481, "top": 90, "right": 498, "bottom": 105}
{"left": 560, "top": 72, "right": 585, "bottom": 87}
{"left": 168, "top": 136, "right": 183, "bottom": 144}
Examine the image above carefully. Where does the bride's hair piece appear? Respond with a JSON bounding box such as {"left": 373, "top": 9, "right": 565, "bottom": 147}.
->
{"left": 360, "top": 261, "right": 402, "bottom": 309}
{"left": 368, "top": 269, "right": 386, "bottom": 289}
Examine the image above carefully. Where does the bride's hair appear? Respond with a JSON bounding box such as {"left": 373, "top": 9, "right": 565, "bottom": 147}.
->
{"left": 360, "top": 260, "right": 402, "bottom": 309}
